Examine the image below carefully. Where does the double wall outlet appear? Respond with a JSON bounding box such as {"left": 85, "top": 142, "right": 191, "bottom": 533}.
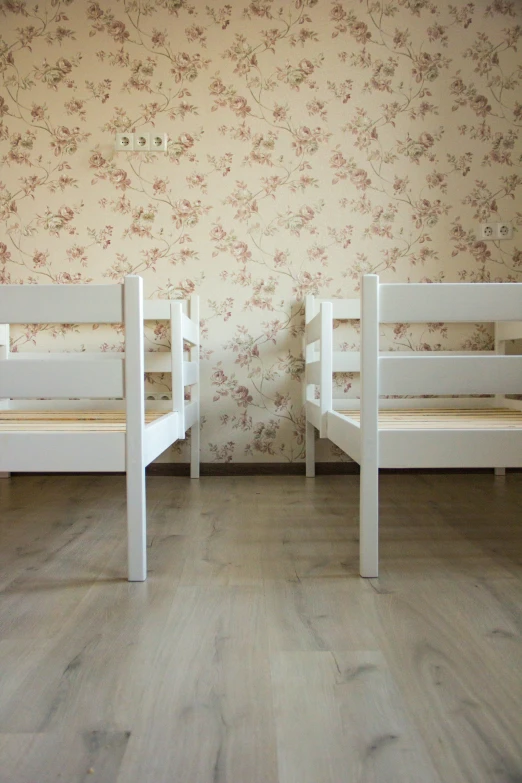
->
{"left": 114, "top": 132, "right": 168, "bottom": 152}
{"left": 480, "top": 222, "right": 514, "bottom": 241}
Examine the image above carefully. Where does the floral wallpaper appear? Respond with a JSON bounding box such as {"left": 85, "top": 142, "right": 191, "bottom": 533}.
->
{"left": 0, "top": 0, "right": 521, "bottom": 464}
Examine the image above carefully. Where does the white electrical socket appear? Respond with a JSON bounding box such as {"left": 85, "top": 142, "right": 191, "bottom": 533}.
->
{"left": 480, "top": 222, "right": 514, "bottom": 241}
{"left": 151, "top": 132, "right": 168, "bottom": 152}
{"left": 115, "top": 133, "right": 134, "bottom": 150}
{"left": 497, "top": 222, "right": 513, "bottom": 240}
{"left": 481, "top": 223, "right": 496, "bottom": 240}
{"left": 134, "top": 132, "right": 150, "bottom": 150}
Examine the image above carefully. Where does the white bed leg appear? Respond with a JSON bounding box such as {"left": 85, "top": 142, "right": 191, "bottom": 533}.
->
{"left": 495, "top": 468, "right": 506, "bottom": 477}
{"left": 125, "top": 276, "right": 147, "bottom": 582}
{"left": 190, "top": 423, "right": 200, "bottom": 479}
{"left": 126, "top": 461, "right": 147, "bottom": 582}
{"left": 360, "top": 274, "right": 380, "bottom": 578}
{"left": 306, "top": 421, "right": 316, "bottom": 477}
{"left": 189, "top": 293, "right": 200, "bottom": 480}
{"left": 360, "top": 464, "right": 379, "bottom": 578}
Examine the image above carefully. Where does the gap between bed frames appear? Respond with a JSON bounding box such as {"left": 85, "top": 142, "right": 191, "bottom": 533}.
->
{"left": 0, "top": 276, "right": 200, "bottom": 582}
{"left": 304, "top": 275, "right": 522, "bottom": 578}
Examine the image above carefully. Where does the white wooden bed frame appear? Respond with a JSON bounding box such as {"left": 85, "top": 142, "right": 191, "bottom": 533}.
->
{"left": 305, "top": 274, "right": 522, "bottom": 578}
{"left": 0, "top": 276, "right": 200, "bottom": 582}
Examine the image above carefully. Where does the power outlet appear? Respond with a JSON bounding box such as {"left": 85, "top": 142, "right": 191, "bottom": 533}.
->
{"left": 115, "top": 133, "right": 134, "bottom": 150}
{"left": 481, "top": 223, "right": 496, "bottom": 240}
{"left": 134, "top": 132, "right": 150, "bottom": 150}
{"left": 151, "top": 132, "right": 168, "bottom": 152}
{"left": 498, "top": 222, "right": 513, "bottom": 240}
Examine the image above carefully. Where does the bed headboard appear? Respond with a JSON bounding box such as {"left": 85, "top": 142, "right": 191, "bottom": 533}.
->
{"left": 362, "top": 274, "right": 522, "bottom": 407}
{"left": 305, "top": 294, "right": 360, "bottom": 436}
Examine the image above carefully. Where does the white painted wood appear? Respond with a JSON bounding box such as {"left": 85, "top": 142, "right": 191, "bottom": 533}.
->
{"left": 144, "top": 352, "right": 172, "bottom": 373}
{"left": 494, "top": 324, "right": 506, "bottom": 475}
{"left": 170, "top": 302, "right": 184, "bottom": 435}
{"left": 184, "top": 400, "right": 198, "bottom": 432}
{"left": 305, "top": 400, "right": 321, "bottom": 431}
{"left": 304, "top": 296, "right": 316, "bottom": 478}
{"left": 182, "top": 361, "right": 198, "bottom": 388}
{"left": 144, "top": 412, "right": 179, "bottom": 465}
{"left": 305, "top": 421, "right": 315, "bottom": 478}
{"left": 379, "top": 429, "right": 522, "bottom": 469}
{"left": 181, "top": 313, "right": 198, "bottom": 346}
{"left": 333, "top": 352, "right": 361, "bottom": 372}
{"left": 0, "top": 284, "right": 124, "bottom": 324}
{"left": 332, "top": 397, "right": 498, "bottom": 411}
{"left": 380, "top": 282, "right": 522, "bottom": 323}
{"left": 143, "top": 299, "right": 181, "bottom": 320}
{"left": 319, "top": 303, "right": 333, "bottom": 439}
{"left": 305, "top": 311, "right": 322, "bottom": 345}
{"left": 0, "top": 324, "right": 9, "bottom": 476}
{"left": 306, "top": 360, "right": 321, "bottom": 386}
{"left": 3, "top": 399, "right": 172, "bottom": 412}
{"left": 379, "top": 355, "right": 522, "bottom": 396}
{"left": 326, "top": 411, "right": 360, "bottom": 464}
{"left": 493, "top": 321, "right": 522, "bottom": 343}
{"left": 0, "top": 359, "right": 124, "bottom": 399}
{"left": 314, "top": 351, "right": 494, "bottom": 378}
{"left": 0, "top": 432, "right": 125, "bottom": 472}
{"left": 124, "top": 276, "right": 147, "bottom": 583}
{"left": 189, "top": 294, "right": 200, "bottom": 479}
{"left": 313, "top": 298, "right": 360, "bottom": 319}
{"left": 360, "top": 274, "right": 379, "bottom": 578}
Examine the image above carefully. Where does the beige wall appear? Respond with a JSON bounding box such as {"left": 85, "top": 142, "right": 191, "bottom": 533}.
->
{"left": 1, "top": 0, "right": 521, "bottom": 463}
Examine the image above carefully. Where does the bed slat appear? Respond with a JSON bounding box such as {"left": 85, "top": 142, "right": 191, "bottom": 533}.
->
{"left": 0, "top": 284, "right": 124, "bottom": 324}
{"left": 380, "top": 282, "right": 522, "bottom": 323}
{"left": 0, "top": 359, "right": 124, "bottom": 399}
{"left": 379, "top": 355, "right": 522, "bottom": 396}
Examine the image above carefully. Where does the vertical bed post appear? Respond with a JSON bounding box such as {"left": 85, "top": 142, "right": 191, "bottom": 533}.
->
{"left": 305, "top": 295, "right": 316, "bottom": 477}
{"left": 494, "top": 321, "right": 506, "bottom": 477}
{"left": 0, "top": 324, "right": 10, "bottom": 478}
{"left": 124, "top": 275, "right": 147, "bottom": 582}
{"left": 170, "top": 301, "right": 185, "bottom": 438}
{"left": 319, "top": 302, "right": 333, "bottom": 439}
{"left": 360, "top": 274, "right": 379, "bottom": 578}
{"left": 189, "top": 294, "right": 200, "bottom": 479}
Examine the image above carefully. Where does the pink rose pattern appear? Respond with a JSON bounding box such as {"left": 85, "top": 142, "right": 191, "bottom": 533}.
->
{"left": 1, "top": 0, "right": 521, "bottom": 463}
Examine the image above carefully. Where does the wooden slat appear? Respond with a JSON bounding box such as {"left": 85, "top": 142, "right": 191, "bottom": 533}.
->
{"left": 379, "top": 281, "right": 522, "bottom": 323}
{"left": 0, "top": 410, "right": 164, "bottom": 431}
{"left": 379, "top": 355, "right": 522, "bottom": 396}
{"left": 0, "top": 284, "right": 123, "bottom": 324}
{"left": 338, "top": 408, "right": 522, "bottom": 430}
{"left": 0, "top": 359, "right": 124, "bottom": 399}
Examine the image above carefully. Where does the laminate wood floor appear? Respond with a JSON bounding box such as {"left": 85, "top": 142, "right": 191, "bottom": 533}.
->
{"left": 0, "top": 473, "right": 521, "bottom": 783}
